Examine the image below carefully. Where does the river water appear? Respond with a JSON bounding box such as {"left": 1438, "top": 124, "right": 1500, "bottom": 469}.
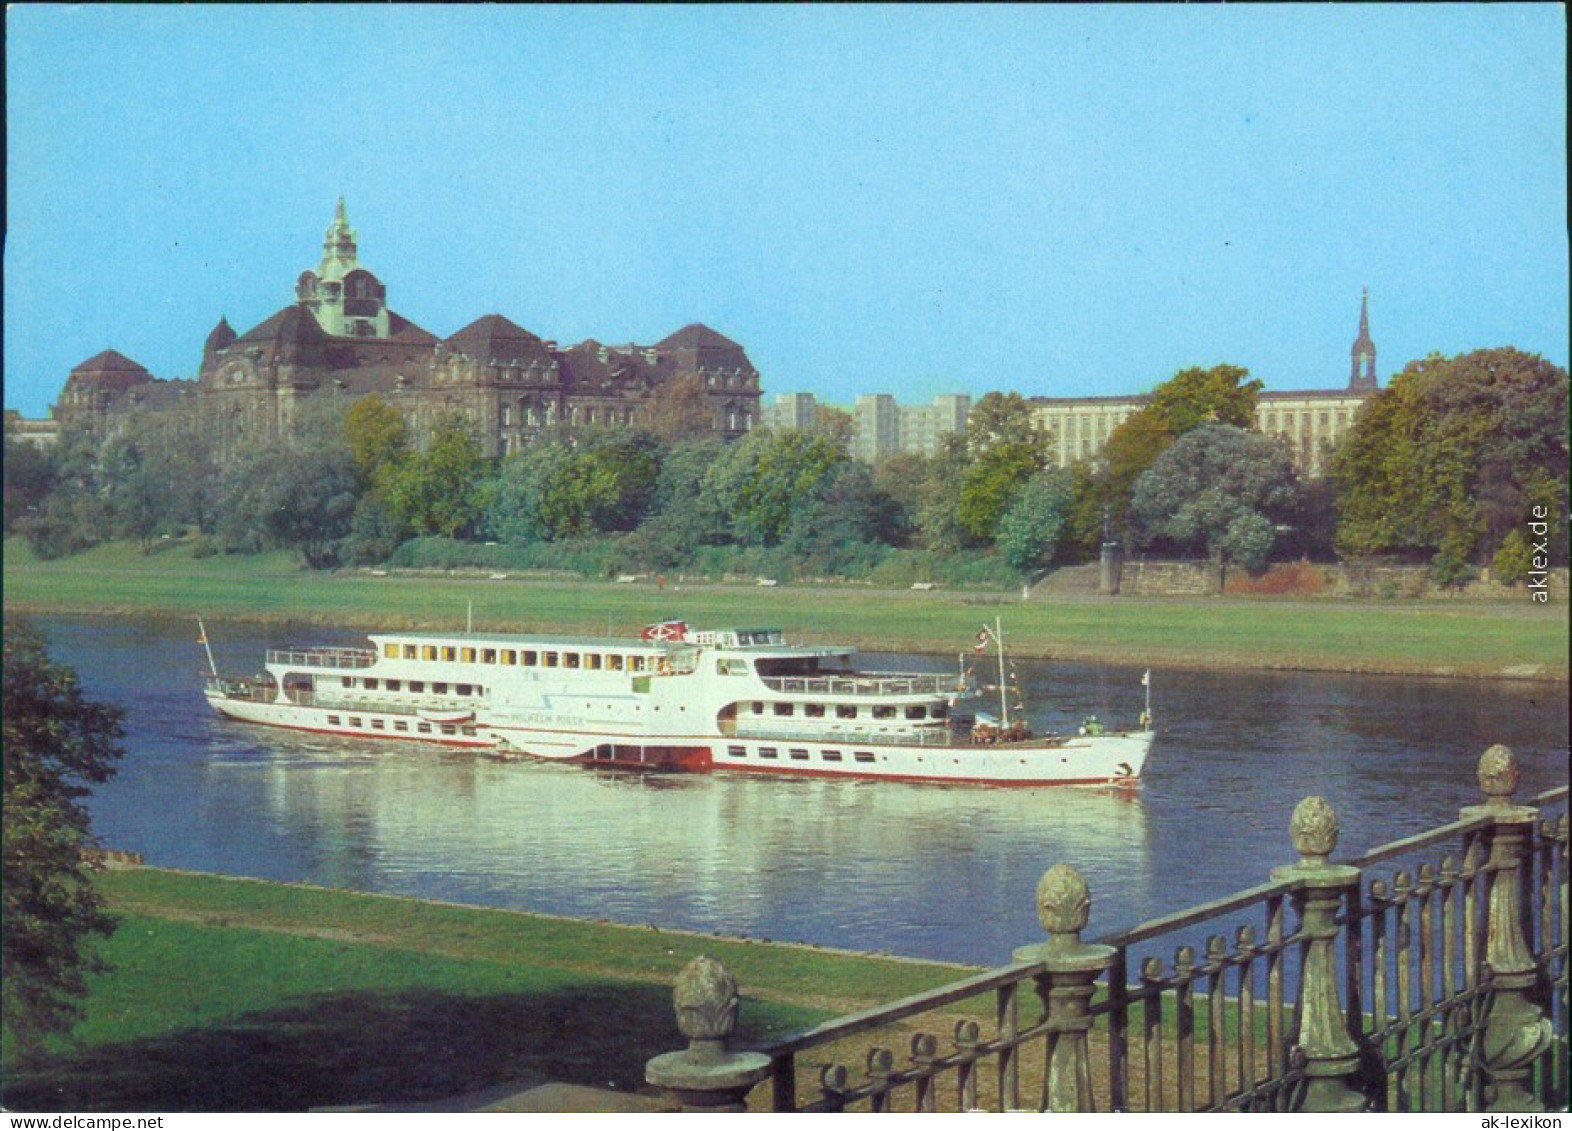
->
{"left": 33, "top": 615, "right": 1570, "bottom": 967}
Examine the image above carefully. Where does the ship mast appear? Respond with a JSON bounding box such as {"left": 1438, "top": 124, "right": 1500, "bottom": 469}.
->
{"left": 994, "top": 616, "right": 1009, "bottom": 727}
{"left": 197, "top": 618, "right": 218, "bottom": 678}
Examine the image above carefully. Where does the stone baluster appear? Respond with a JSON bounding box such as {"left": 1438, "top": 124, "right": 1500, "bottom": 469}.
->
{"left": 1013, "top": 863, "right": 1116, "bottom": 1112}
{"left": 1271, "top": 796, "right": 1376, "bottom": 1112}
{"left": 645, "top": 955, "right": 772, "bottom": 1113}
{"left": 1459, "top": 745, "right": 1553, "bottom": 1113}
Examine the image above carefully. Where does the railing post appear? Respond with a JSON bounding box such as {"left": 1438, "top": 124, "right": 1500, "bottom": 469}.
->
{"left": 646, "top": 955, "right": 772, "bottom": 1113}
{"left": 1271, "top": 796, "right": 1377, "bottom": 1113}
{"left": 1459, "top": 745, "right": 1553, "bottom": 1114}
{"left": 1013, "top": 863, "right": 1115, "bottom": 1112}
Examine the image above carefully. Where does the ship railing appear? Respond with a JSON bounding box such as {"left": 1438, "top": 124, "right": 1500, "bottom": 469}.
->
{"left": 206, "top": 676, "right": 267, "bottom": 700}
{"left": 265, "top": 646, "right": 377, "bottom": 671}
{"left": 760, "top": 673, "right": 963, "bottom": 698}
{"left": 731, "top": 724, "right": 954, "bottom": 747}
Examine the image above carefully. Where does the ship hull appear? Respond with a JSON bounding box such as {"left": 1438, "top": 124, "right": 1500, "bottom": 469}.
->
{"left": 209, "top": 691, "right": 1152, "bottom": 786}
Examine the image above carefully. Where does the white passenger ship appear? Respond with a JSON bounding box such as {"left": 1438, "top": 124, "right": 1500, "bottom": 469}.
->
{"left": 202, "top": 622, "right": 1155, "bottom": 787}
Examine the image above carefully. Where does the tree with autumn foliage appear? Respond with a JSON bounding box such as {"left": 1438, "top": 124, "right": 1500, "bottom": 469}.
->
{"left": 1094, "top": 364, "right": 1263, "bottom": 541}
{"left": 1329, "top": 347, "right": 1568, "bottom": 583}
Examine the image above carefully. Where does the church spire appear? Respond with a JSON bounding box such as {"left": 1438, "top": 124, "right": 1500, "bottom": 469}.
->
{"left": 1349, "top": 287, "right": 1377, "bottom": 390}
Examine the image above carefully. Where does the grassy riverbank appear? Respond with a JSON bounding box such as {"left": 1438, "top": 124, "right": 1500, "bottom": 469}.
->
{"left": 4, "top": 537, "right": 1566, "bottom": 679}
{"left": 0, "top": 867, "right": 973, "bottom": 1111}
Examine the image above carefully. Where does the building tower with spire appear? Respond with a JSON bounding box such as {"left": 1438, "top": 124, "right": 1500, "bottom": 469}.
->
{"left": 294, "top": 198, "right": 390, "bottom": 339}
{"left": 1349, "top": 288, "right": 1377, "bottom": 390}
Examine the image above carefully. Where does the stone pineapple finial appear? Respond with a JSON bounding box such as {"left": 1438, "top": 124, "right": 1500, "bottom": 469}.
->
{"left": 1290, "top": 796, "right": 1340, "bottom": 866}
{"left": 672, "top": 955, "right": 740, "bottom": 1058}
{"left": 1477, "top": 744, "right": 1520, "bottom": 809}
{"left": 647, "top": 955, "right": 772, "bottom": 1109}
{"left": 1037, "top": 863, "right": 1092, "bottom": 948}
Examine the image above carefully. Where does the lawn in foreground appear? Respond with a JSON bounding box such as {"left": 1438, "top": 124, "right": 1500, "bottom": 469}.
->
{"left": 0, "top": 868, "right": 970, "bottom": 1112}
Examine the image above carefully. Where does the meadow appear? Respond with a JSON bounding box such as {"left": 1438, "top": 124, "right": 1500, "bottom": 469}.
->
{"left": 4, "top": 537, "right": 1566, "bottom": 680}
{"left": 0, "top": 867, "right": 971, "bottom": 1111}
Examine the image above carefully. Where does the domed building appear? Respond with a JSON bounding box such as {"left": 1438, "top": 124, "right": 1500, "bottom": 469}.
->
{"left": 54, "top": 200, "right": 761, "bottom": 458}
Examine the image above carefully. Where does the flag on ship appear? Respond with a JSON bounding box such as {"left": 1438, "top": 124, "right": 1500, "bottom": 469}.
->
{"left": 974, "top": 625, "right": 993, "bottom": 653}
{"left": 1141, "top": 670, "right": 1150, "bottom": 686}
{"left": 641, "top": 620, "right": 689, "bottom": 642}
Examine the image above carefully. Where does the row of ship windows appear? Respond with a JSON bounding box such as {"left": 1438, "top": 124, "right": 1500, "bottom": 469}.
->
{"left": 749, "top": 701, "right": 944, "bottom": 720}
{"left": 341, "top": 678, "right": 484, "bottom": 695}
{"left": 727, "top": 745, "right": 877, "bottom": 764}
{"left": 325, "top": 715, "right": 479, "bottom": 737}
{"left": 383, "top": 643, "right": 654, "bottom": 672}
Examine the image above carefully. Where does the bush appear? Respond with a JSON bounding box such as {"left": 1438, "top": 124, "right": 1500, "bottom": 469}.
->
{"left": 1491, "top": 529, "right": 1535, "bottom": 586}
{"left": 188, "top": 535, "right": 219, "bottom": 560}
{"left": 1223, "top": 561, "right": 1327, "bottom": 596}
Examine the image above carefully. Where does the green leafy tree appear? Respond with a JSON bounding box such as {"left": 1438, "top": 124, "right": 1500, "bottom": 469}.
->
{"left": 782, "top": 460, "right": 889, "bottom": 576}
{"left": 17, "top": 427, "right": 108, "bottom": 559}
{"left": 702, "top": 429, "right": 847, "bottom": 546}
{"left": 486, "top": 430, "right": 661, "bottom": 543}
{"left": 341, "top": 492, "right": 405, "bottom": 566}
{"left": 915, "top": 435, "right": 973, "bottom": 552}
{"left": 1098, "top": 364, "right": 1262, "bottom": 538}
{"left": 869, "top": 452, "right": 928, "bottom": 547}
{"left": 3, "top": 623, "right": 124, "bottom": 1058}
{"left": 1330, "top": 348, "right": 1569, "bottom": 576}
{"left": 380, "top": 415, "right": 488, "bottom": 539}
{"left": 1130, "top": 423, "right": 1300, "bottom": 590}
{"left": 344, "top": 394, "right": 410, "bottom": 482}
{"left": 963, "top": 391, "right": 1043, "bottom": 453}
{"left": 922, "top": 392, "right": 1051, "bottom": 548}
{"left": 215, "top": 397, "right": 364, "bottom": 567}
{"left": 1146, "top": 363, "right": 1260, "bottom": 432}
{"left": 1059, "top": 461, "right": 1110, "bottom": 563}
{"left": 1491, "top": 528, "right": 1536, "bottom": 586}
{"left": 955, "top": 439, "right": 1049, "bottom": 544}
{"left": 996, "top": 468, "right": 1076, "bottom": 577}
{"left": 618, "top": 436, "right": 730, "bottom": 568}
{"left": 3, "top": 428, "right": 57, "bottom": 534}
{"left": 98, "top": 413, "right": 221, "bottom": 551}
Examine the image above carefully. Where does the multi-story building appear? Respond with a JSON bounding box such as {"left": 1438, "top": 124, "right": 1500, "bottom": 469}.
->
{"left": 760, "top": 391, "right": 824, "bottom": 432}
{"left": 899, "top": 394, "right": 971, "bottom": 456}
{"left": 759, "top": 297, "right": 1377, "bottom": 474}
{"left": 1031, "top": 290, "right": 1380, "bottom": 475}
{"left": 3, "top": 410, "right": 61, "bottom": 448}
{"left": 49, "top": 201, "right": 762, "bottom": 459}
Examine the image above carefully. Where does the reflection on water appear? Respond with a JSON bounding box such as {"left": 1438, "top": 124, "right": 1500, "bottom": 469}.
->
{"left": 187, "top": 721, "right": 1156, "bottom": 964}
{"left": 34, "top": 616, "right": 1570, "bottom": 966}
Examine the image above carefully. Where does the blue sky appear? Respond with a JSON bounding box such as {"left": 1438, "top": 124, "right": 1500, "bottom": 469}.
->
{"left": 5, "top": 4, "right": 1566, "bottom": 418}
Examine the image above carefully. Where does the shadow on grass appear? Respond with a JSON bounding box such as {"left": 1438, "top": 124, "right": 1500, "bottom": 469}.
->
{"left": 3, "top": 984, "right": 686, "bottom": 1112}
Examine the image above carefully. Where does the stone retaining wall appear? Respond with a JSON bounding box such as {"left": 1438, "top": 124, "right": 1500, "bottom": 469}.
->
{"left": 1113, "top": 559, "right": 1569, "bottom": 600}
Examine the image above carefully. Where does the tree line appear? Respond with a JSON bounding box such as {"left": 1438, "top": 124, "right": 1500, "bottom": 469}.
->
{"left": 5, "top": 347, "right": 1566, "bottom": 588}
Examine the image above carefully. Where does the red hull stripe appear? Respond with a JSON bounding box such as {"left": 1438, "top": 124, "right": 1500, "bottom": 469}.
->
{"left": 707, "top": 763, "right": 1121, "bottom": 787}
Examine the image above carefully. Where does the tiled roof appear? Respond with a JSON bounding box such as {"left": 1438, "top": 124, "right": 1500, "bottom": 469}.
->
{"left": 444, "top": 314, "right": 552, "bottom": 366}
{"left": 66, "top": 350, "right": 155, "bottom": 393}
{"left": 653, "top": 323, "right": 755, "bottom": 374}
{"left": 555, "top": 339, "right": 661, "bottom": 390}
{"left": 70, "top": 349, "right": 152, "bottom": 378}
